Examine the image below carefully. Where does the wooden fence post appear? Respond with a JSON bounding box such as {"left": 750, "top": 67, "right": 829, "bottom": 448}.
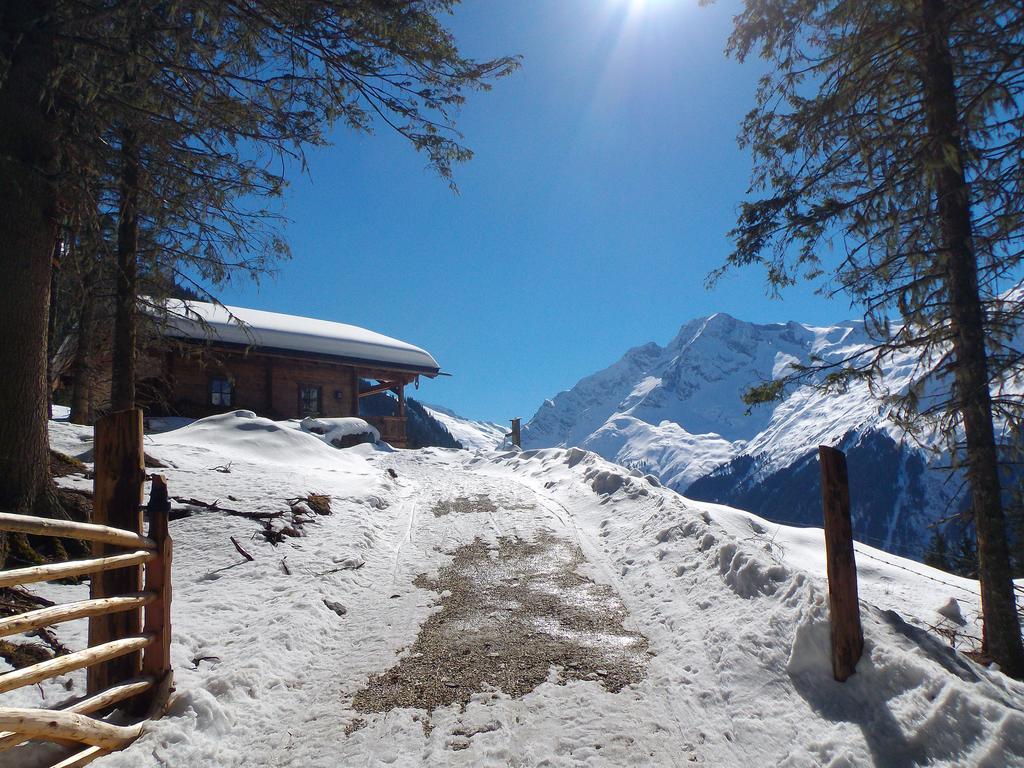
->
{"left": 88, "top": 409, "right": 145, "bottom": 695}
{"left": 511, "top": 418, "right": 521, "bottom": 448}
{"left": 139, "top": 475, "right": 173, "bottom": 715}
{"left": 819, "top": 445, "right": 864, "bottom": 682}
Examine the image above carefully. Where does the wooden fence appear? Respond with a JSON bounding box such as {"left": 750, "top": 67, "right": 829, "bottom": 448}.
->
{"left": 0, "top": 409, "right": 172, "bottom": 767}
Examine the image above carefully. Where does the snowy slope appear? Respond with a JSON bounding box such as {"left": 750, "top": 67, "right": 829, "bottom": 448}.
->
{"left": 12, "top": 416, "right": 1022, "bottom": 767}
{"left": 521, "top": 312, "right": 977, "bottom": 558}
{"left": 421, "top": 403, "right": 507, "bottom": 451}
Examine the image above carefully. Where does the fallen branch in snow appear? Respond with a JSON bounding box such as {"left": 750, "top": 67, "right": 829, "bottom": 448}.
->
{"left": 173, "top": 496, "right": 242, "bottom": 514}
{"left": 286, "top": 493, "right": 331, "bottom": 516}
{"left": 926, "top": 618, "right": 982, "bottom": 655}
{"left": 258, "top": 521, "right": 303, "bottom": 545}
{"left": 230, "top": 537, "right": 254, "bottom": 562}
{"left": 0, "top": 587, "right": 55, "bottom": 617}
{"left": 229, "top": 509, "right": 285, "bottom": 521}
{"left": 280, "top": 558, "right": 291, "bottom": 575}
{"left": 314, "top": 558, "right": 365, "bottom": 577}
{"left": 172, "top": 496, "right": 285, "bottom": 521}
{"left": 29, "top": 626, "right": 69, "bottom": 658}
{"left": 260, "top": 526, "right": 284, "bottom": 545}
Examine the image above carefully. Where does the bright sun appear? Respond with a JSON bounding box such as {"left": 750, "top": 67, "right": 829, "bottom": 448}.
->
{"left": 618, "top": 0, "right": 679, "bottom": 13}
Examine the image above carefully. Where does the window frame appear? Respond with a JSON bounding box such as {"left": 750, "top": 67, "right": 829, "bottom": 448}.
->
{"left": 298, "top": 384, "right": 322, "bottom": 416}
{"left": 209, "top": 376, "right": 233, "bottom": 407}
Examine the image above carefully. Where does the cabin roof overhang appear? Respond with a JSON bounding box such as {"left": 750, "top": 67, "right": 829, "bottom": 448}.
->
{"left": 158, "top": 300, "right": 442, "bottom": 377}
{"left": 173, "top": 337, "right": 441, "bottom": 378}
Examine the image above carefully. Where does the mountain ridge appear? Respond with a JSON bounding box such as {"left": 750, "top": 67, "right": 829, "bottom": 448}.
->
{"left": 521, "top": 310, "right": 963, "bottom": 558}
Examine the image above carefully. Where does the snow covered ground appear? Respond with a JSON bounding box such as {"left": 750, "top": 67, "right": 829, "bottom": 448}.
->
{"left": 6, "top": 411, "right": 1024, "bottom": 766}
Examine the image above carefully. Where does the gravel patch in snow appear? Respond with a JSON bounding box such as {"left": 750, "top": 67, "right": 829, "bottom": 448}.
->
{"left": 430, "top": 494, "right": 498, "bottom": 517}
{"left": 352, "top": 531, "right": 649, "bottom": 719}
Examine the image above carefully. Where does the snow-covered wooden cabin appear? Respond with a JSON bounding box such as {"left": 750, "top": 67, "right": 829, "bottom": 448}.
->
{"left": 146, "top": 301, "right": 442, "bottom": 446}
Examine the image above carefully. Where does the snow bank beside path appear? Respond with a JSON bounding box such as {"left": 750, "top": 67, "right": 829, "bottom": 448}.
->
{"left": 476, "top": 447, "right": 1024, "bottom": 766}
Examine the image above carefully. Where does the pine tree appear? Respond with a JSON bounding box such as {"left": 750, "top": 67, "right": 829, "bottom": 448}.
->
{"left": 955, "top": 532, "right": 980, "bottom": 580}
{"left": 0, "top": 1, "right": 517, "bottom": 561}
{"left": 925, "top": 530, "right": 952, "bottom": 572}
{"left": 716, "top": 0, "right": 1024, "bottom": 675}
{"left": 0, "top": 2, "right": 68, "bottom": 558}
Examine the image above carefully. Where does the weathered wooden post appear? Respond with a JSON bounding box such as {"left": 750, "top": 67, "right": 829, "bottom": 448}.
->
{"left": 88, "top": 409, "right": 145, "bottom": 695}
{"left": 140, "top": 474, "right": 173, "bottom": 715}
{"left": 510, "top": 418, "right": 521, "bottom": 448}
{"left": 819, "top": 445, "right": 864, "bottom": 681}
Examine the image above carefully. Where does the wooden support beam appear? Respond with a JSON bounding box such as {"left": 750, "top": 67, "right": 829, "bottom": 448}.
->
{"left": 510, "top": 418, "right": 522, "bottom": 449}
{"left": 349, "top": 368, "right": 359, "bottom": 417}
{"left": 0, "top": 593, "right": 154, "bottom": 638}
{"left": 357, "top": 380, "right": 400, "bottom": 398}
{"left": 0, "top": 635, "right": 152, "bottom": 695}
{"left": 819, "top": 445, "right": 864, "bottom": 682}
{"left": 140, "top": 476, "right": 173, "bottom": 714}
{"left": 0, "top": 513, "right": 154, "bottom": 550}
{"left": 89, "top": 409, "right": 146, "bottom": 695}
{"left": 50, "top": 745, "right": 110, "bottom": 768}
{"left": 264, "top": 357, "right": 274, "bottom": 414}
{"left": 59, "top": 676, "right": 155, "bottom": 718}
{"left": 0, "top": 550, "right": 154, "bottom": 589}
{"left": 0, "top": 708, "right": 142, "bottom": 749}
{"left": 0, "top": 676, "right": 153, "bottom": 752}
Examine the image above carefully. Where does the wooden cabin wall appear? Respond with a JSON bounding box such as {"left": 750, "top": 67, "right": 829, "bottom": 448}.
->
{"left": 164, "top": 350, "right": 360, "bottom": 419}
{"left": 265, "top": 357, "right": 358, "bottom": 419}
{"left": 59, "top": 345, "right": 413, "bottom": 431}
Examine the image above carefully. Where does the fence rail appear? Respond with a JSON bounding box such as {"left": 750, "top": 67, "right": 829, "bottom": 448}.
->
{"left": 0, "top": 409, "right": 173, "bottom": 768}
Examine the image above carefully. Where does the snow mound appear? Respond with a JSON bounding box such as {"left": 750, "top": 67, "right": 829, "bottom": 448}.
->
{"left": 149, "top": 410, "right": 351, "bottom": 466}
{"left": 298, "top": 416, "right": 380, "bottom": 447}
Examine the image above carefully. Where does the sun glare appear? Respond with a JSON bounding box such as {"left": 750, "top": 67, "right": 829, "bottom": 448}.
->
{"left": 612, "top": 0, "right": 684, "bottom": 20}
{"left": 621, "top": 0, "right": 676, "bottom": 9}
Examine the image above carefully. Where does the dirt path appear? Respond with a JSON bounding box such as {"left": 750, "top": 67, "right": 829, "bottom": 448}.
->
{"left": 325, "top": 451, "right": 735, "bottom": 765}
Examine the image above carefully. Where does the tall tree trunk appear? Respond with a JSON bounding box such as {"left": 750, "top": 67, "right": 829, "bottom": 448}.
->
{"left": 0, "top": 2, "right": 61, "bottom": 541}
{"left": 70, "top": 257, "right": 99, "bottom": 425}
{"left": 111, "top": 126, "right": 139, "bottom": 412}
{"left": 47, "top": 236, "right": 62, "bottom": 419}
{"left": 920, "top": 0, "right": 1024, "bottom": 678}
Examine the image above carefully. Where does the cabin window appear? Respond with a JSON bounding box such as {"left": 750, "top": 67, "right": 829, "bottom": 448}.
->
{"left": 299, "top": 385, "right": 322, "bottom": 416}
{"left": 210, "top": 377, "right": 233, "bottom": 406}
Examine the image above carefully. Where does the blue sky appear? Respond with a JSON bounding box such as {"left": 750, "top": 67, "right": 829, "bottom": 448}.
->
{"left": 214, "top": 0, "right": 849, "bottom": 423}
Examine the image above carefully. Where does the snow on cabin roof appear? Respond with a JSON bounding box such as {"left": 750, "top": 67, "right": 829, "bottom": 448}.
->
{"left": 162, "top": 300, "right": 441, "bottom": 374}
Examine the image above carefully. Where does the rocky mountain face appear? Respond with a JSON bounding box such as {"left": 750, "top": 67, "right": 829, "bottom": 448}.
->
{"left": 522, "top": 312, "right": 967, "bottom": 559}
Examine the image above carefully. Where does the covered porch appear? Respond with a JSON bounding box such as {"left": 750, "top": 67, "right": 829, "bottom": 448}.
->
{"left": 356, "top": 371, "right": 417, "bottom": 448}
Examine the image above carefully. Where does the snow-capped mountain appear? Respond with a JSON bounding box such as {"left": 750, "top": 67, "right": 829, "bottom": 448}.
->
{"left": 421, "top": 403, "right": 508, "bottom": 451}
{"left": 522, "top": 312, "right": 964, "bottom": 558}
